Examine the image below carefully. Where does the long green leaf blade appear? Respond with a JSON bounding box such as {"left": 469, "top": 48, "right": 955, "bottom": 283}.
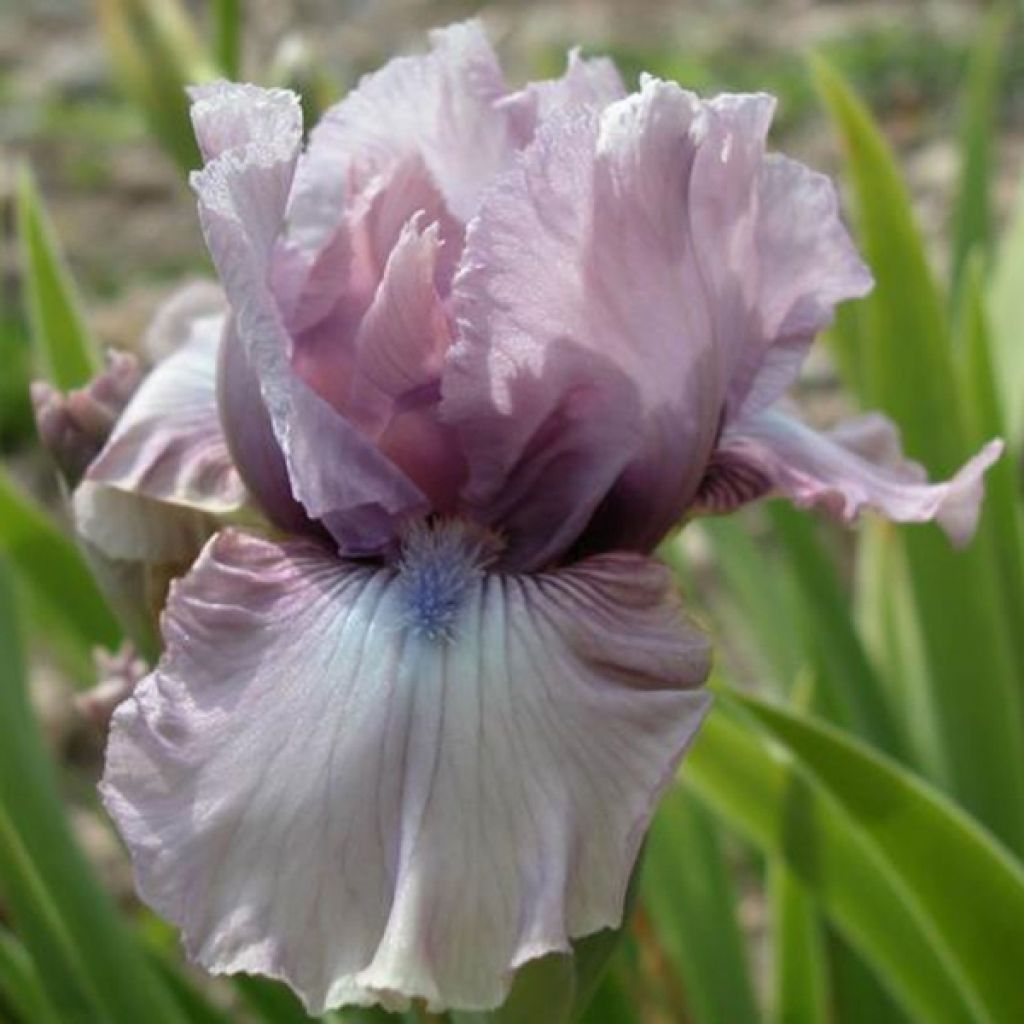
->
{"left": 686, "top": 708, "right": 980, "bottom": 1023}
{"left": 738, "top": 693, "right": 1024, "bottom": 1024}
{"left": 813, "top": 55, "right": 1024, "bottom": 851}
{"left": 0, "top": 928, "right": 63, "bottom": 1024}
{"left": 769, "top": 862, "right": 829, "bottom": 1024}
{"left": 641, "top": 787, "right": 758, "bottom": 1024}
{"left": 0, "top": 557, "right": 185, "bottom": 1024}
{"left": 16, "top": 164, "right": 101, "bottom": 390}
{"left": 0, "top": 469, "right": 119, "bottom": 652}
{"left": 951, "top": 3, "right": 1012, "bottom": 297}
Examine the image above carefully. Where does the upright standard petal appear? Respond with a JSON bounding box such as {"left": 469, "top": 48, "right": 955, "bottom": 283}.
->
{"left": 102, "top": 526, "right": 710, "bottom": 1013}
{"left": 726, "top": 154, "right": 872, "bottom": 416}
{"left": 289, "top": 20, "right": 513, "bottom": 242}
{"left": 700, "top": 409, "right": 1002, "bottom": 546}
{"left": 191, "top": 82, "right": 429, "bottom": 554}
{"left": 445, "top": 81, "right": 727, "bottom": 567}
{"left": 75, "top": 312, "right": 244, "bottom": 564}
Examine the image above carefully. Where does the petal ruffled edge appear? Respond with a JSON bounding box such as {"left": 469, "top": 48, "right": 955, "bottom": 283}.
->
{"left": 102, "top": 525, "right": 710, "bottom": 1013}
{"left": 698, "top": 409, "right": 1003, "bottom": 546}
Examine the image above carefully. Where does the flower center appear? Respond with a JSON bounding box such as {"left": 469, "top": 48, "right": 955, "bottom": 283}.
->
{"left": 396, "top": 519, "right": 499, "bottom": 642}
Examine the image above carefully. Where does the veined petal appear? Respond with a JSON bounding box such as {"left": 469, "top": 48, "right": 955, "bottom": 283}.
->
{"left": 75, "top": 312, "right": 243, "bottom": 563}
{"left": 701, "top": 409, "right": 1002, "bottom": 546}
{"left": 190, "top": 81, "right": 428, "bottom": 554}
{"left": 728, "top": 155, "right": 872, "bottom": 415}
{"left": 289, "top": 20, "right": 513, "bottom": 243}
{"left": 445, "top": 80, "right": 726, "bottom": 567}
{"left": 102, "top": 527, "right": 710, "bottom": 1014}
{"left": 500, "top": 47, "right": 625, "bottom": 143}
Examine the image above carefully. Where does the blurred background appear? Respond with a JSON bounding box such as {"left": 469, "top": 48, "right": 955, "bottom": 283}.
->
{"left": 3, "top": 2, "right": 1024, "bottom": 1024}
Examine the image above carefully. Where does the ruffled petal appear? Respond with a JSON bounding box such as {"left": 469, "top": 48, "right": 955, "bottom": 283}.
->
{"left": 191, "top": 82, "right": 429, "bottom": 554}
{"left": 444, "top": 80, "right": 725, "bottom": 567}
{"left": 74, "top": 312, "right": 243, "bottom": 564}
{"left": 500, "top": 48, "right": 625, "bottom": 143}
{"left": 700, "top": 409, "right": 1002, "bottom": 546}
{"left": 102, "top": 526, "right": 710, "bottom": 1014}
{"left": 289, "top": 20, "right": 513, "bottom": 242}
{"left": 727, "top": 155, "right": 872, "bottom": 415}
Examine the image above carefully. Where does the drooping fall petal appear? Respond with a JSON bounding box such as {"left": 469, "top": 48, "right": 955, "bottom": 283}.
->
{"left": 102, "top": 526, "right": 710, "bottom": 1014}
{"left": 699, "top": 409, "right": 1002, "bottom": 545}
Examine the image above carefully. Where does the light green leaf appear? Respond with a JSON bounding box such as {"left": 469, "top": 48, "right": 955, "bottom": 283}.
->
{"left": 0, "top": 469, "right": 120, "bottom": 659}
{"left": 769, "top": 862, "right": 828, "bottom": 1024}
{"left": 0, "top": 557, "right": 186, "bottom": 1024}
{"left": 16, "top": 164, "right": 101, "bottom": 390}
{"left": 686, "top": 707, "right": 980, "bottom": 1023}
{"left": 641, "top": 786, "right": 758, "bottom": 1024}
{"left": 211, "top": 0, "right": 242, "bottom": 78}
{"left": 951, "top": 3, "right": 1012, "bottom": 298}
{"left": 813, "top": 55, "right": 1024, "bottom": 851}
{"left": 0, "top": 928, "right": 63, "bottom": 1024}
{"left": 737, "top": 693, "right": 1024, "bottom": 1024}
{"left": 988, "top": 170, "right": 1024, "bottom": 446}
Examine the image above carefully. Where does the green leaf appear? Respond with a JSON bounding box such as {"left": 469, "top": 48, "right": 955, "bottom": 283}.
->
{"left": 96, "top": 0, "right": 214, "bottom": 174}
{"left": 813, "top": 55, "right": 1024, "bottom": 851}
{"left": 958, "top": 255, "right": 1024, "bottom": 675}
{"left": 686, "top": 707, "right": 980, "bottom": 1024}
{"left": 234, "top": 975, "right": 317, "bottom": 1023}
{"left": 16, "top": 164, "right": 101, "bottom": 390}
{"left": 767, "top": 504, "right": 905, "bottom": 757}
{"left": 769, "top": 862, "right": 829, "bottom": 1024}
{"left": 641, "top": 786, "right": 758, "bottom": 1024}
{"left": 951, "top": 3, "right": 1012, "bottom": 298}
{"left": 737, "top": 693, "right": 1024, "bottom": 1024}
{"left": 0, "top": 927, "right": 63, "bottom": 1024}
{"left": 211, "top": 0, "right": 242, "bottom": 79}
{"left": 0, "top": 469, "right": 120, "bottom": 661}
{"left": 0, "top": 556, "right": 186, "bottom": 1024}
{"left": 988, "top": 171, "right": 1024, "bottom": 445}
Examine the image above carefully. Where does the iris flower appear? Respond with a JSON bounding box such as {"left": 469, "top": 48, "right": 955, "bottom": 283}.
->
{"left": 48, "top": 21, "right": 1000, "bottom": 1015}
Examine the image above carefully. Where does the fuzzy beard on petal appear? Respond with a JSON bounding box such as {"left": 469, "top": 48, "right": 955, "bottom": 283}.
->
{"left": 101, "top": 524, "right": 710, "bottom": 1014}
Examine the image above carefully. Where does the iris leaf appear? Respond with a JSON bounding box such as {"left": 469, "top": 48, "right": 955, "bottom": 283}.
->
{"left": 16, "top": 164, "right": 101, "bottom": 390}
{"left": 641, "top": 786, "right": 759, "bottom": 1024}
{"left": 951, "top": 3, "right": 1012, "bottom": 299}
{"left": 0, "top": 557, "right": 186, "bottom": 1024}
{"left": 735, "top": 692, "right": 1024, "bottom": 1024}
{"left": 0, "top": 469, "right": 120, "bottom": 657}
{"left": 812, "top": 54, "right": 1024, "bottom": 853}
{"left": 686, "top": 706, "right": 981, "bottom": 1023}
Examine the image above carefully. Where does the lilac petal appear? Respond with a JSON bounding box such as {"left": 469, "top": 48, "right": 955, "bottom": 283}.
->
{"left": 190, "top": 82, "right": 429, "bottom": 554}
{"left": 74, "top": 313, "right": 243, "bottom": 563}
{"left": 727, "top": 155, "right": 873, "bottom": 415}
{"left": 500, "top": 47, "right": 626, "bottom": 143}
{"left": 702, "top": 409, "right": 1003, "bottom": 546}
{"left": 289, "top": 20, "right": 512, "bottom": 244}
{"left": 102, "top": 527, "right": 710, "bottom": 1014}
{"left": 142, "top": 280, "right": 227, "bottom": 362}
{"left": 76, "top": 643, "right": 148, "bottom": 730}
{"left": 444, "top": 80, "right": 725, "bottom": 567}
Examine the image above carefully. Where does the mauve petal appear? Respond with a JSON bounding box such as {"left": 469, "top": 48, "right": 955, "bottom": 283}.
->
{"left": 74, "top": 312, "right": 243, "bottom": 564}
{"left": 728, "top": 155, "right": 872, "bottom": 416}
{"left": 700, "top": 409, "right": 1002, "bottom": 546}
{"left": 445, "top": 81, "right": 725, "bottom": 567}
{"left": 191, "top": 82, "right": 428, "bottom": 553}
{"left": 289, "top": 20, "right": 512, "bottom": 245}
{"left": 142, "top": 279, "right": 227, "bottom": 363}
{"left": 500, "top": 48, "right": 626, "bottom": 143}
{"left": 101, "top": 526, "right": 710, "bottom": 1014}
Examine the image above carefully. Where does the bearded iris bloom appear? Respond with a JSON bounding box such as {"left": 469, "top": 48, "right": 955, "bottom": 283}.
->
{"left": 50, "top": 21, "right": 1001, "bottom": 1015}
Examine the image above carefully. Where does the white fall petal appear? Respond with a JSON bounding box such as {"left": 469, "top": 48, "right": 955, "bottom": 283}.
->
{"left": 102, "top": 527, "right": 710, "bottom": 1014}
